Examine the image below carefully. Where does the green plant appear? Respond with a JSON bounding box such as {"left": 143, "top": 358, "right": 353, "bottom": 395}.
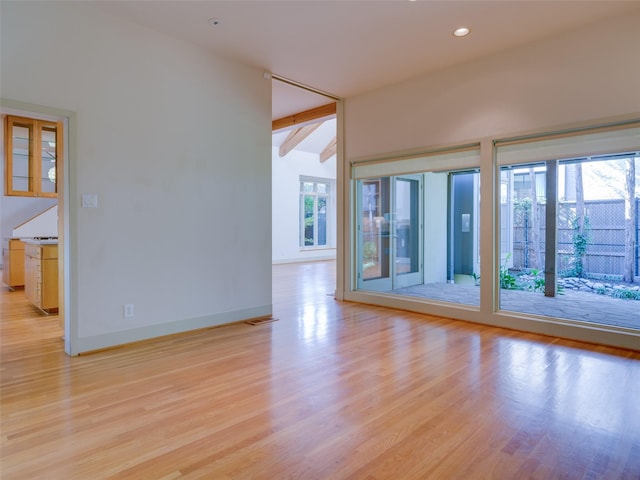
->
{"left": 569, "top": 216, "right": 590, "bottom": 278}
{"left": 363, "top": 241, "right": 377, "bottom": 262}
{"left": 500, "top": 253, "right": 518, "bottom": 290}
{"left": 610, "top": 289, "right": 640, "bottom": 300}
{"left": 529, "top": 269, "right": 545, "bottom": 293}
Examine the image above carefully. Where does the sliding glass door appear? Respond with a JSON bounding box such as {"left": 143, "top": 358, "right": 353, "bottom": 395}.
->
{"left": 357, "top": 175, "right": 422, "bottom": 291}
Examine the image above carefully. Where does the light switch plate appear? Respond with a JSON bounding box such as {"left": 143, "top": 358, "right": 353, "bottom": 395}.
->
{"left": 81, "top": 193, "right": 98, "bottom": 208}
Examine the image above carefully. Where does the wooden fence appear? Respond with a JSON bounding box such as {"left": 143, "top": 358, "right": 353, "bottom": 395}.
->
{"left": 512, "top": 198, "right": 640, "bottom": 279}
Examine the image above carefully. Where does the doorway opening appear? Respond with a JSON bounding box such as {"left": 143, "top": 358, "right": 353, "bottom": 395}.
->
{"left": 271, "top": 77, "right": 339, "bottom": 267}
{"left": 1, "top": 100, "right": 71, "bottom": 353}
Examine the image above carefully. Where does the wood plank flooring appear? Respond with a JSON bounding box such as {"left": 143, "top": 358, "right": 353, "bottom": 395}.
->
{"left": 2, "top": 260, "right": 640, "bottom": 479}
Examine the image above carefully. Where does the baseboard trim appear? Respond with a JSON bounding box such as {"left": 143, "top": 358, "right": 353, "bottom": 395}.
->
{"left": 74, "top": 304, "right": 272, "bottom": 354}
{"left": 273, "top": 253, "right": 336, "bottom": 264}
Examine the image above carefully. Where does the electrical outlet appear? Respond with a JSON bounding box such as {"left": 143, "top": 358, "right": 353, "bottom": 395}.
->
{"left": 123, "top": 304, "right": 134, "bottom": 318}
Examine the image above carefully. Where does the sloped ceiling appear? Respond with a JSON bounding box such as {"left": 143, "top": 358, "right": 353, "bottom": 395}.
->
{"left": 273, "top": 118, "right": 336, "bottom": 157}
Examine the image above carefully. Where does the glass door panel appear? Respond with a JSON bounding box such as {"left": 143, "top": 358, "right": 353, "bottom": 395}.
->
{"left": 39, "top": 124, "right": 57, "bottom": 194}
{"left": 10, "top": 123, "right": 33, "bottom": 194}
{"left": 357, "top": 176, "right": 422, "bottom": 291}
{"left": 359, "top": 178, "right": 391, "bottom": 289}
{"left": 394, "top": 176, "right": 422, "bottom": 288}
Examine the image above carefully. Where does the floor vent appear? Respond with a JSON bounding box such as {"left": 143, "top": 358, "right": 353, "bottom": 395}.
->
{"left": 245, "top": 316, "right": 279, "bottom": 326}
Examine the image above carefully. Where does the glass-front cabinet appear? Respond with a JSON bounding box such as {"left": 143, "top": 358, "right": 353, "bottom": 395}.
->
{"left": 4, "top": 115, "right": 60, "bottom": 197}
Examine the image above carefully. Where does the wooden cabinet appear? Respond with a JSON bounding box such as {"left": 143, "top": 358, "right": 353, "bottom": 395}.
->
{"left": 4, "top": 115, "right": 61, "bottom": 197}
{"left": 2, "top": 239, "right": 25, "bottom": 289}
{"left": 24, "top": 241, "right": 58, "bottom": 312}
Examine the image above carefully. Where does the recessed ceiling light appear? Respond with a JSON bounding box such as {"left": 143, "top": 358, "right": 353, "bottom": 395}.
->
{"left": 208, "top": 18, "right": 221, "bottom": 27}
{"left": 453, "top": 27, "right": 470, "bottom": 37}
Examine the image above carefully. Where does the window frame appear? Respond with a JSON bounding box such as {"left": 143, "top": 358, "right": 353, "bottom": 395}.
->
{"left": 299, "top": 176, "right": 330, "bottom": 249}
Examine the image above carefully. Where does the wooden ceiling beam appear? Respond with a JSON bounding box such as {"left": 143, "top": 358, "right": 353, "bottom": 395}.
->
{"left": 279, "top": 123, "right": 322, "bottom": 157}
{"left": 272, "top": 102, "right": 336, "bottom": 131}
{"left": 319, "top": 136, "right": 337, "bottom": 163}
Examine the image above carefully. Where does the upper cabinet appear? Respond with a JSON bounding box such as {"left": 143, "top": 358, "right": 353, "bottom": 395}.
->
{"left": 4, "top": 115, "right": 62, "bottom": 197}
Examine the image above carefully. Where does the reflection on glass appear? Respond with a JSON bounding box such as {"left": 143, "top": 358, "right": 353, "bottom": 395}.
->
{"left": 395, "top": 178, "right": 419, "bottom": 276}
{"left": 40, "top": 125, "right": 57, "bottom": 194}
{"left": 11, "top": 124, "right": 32, "bottom": 193}
{"left": 361, "top": 178, "right": 390, "bottom": 282}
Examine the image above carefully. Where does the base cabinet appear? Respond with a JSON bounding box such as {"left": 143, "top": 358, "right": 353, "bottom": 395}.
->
{"left": 24, "top": 242, "right": 58, "bottom": 312}
{"left": 2, "top": 239, "right": 25, "bottom": 288}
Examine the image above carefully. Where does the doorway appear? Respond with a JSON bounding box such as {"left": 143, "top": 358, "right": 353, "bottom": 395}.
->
{"left": 357, "top": 175, "right": 423, "bottom": 291}
{"left": 0, "top": 99, "right": 70, "bottom": 353}
{"left": 271, "top": 77, "right": 340, "bottom": 267}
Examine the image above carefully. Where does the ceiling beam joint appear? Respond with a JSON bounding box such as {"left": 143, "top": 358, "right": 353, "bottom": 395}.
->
{"left": 279, "top": 123, "right": 322, "bottom": 157}
{"left": 320, "top": 136, "right": 337, "bottom": 163}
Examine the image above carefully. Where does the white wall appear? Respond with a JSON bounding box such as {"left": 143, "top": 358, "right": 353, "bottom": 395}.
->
{"left": 272, "top": 146, "right": 336, "bottom": 263}
{"left": 1, "top": 2, "right": 272, "bottom": 353}
{"left": 345, "top": 11, "right": 640, "bottom": 160}
{"left": 12, "top": 205, "right": 58, "bottom": 238}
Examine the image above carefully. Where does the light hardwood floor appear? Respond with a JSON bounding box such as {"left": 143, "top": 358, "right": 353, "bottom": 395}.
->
{"left": 2, "top": 260, "right": 640, "bottom": 479}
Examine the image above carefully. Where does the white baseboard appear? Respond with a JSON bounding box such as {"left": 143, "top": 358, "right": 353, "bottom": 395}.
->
{"left": 73, "top": 304, "right": 272, "bottom": 354}
{"left": 273, "top": 253, "right": 336, "bottom": 264}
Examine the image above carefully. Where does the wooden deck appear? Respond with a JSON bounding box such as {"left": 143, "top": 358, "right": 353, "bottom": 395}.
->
{"left": 2, "top": 260, "right": 640, "bottom": 479}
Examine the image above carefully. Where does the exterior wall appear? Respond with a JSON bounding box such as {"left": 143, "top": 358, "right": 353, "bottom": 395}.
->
{"left": 1, "top": 2, "right": 272, "bottom": 353}
{"left": 272, "top": 146, "right": 336, "bottom": 264}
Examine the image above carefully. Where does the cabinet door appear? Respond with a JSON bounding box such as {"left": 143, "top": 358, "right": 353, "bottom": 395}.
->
{"left": 38, "top": 122, "right": 58, "bottom": 197}
{"left": 41, "top": 258, "right": 59, "bottom": 310}
{"left": 6, "top": 118, "right": 34, "bottom": 195}
{"left": 24, "top": 254, "right": 36, "bottom": 304}
{"left": 8, "top": 243, "right": 25, "bottom": 287}
{"left": 4, "top": 116, "right": 60, "bottom": 197}
{"left": 1, "top": 243, "right": 8, "bottom": 286}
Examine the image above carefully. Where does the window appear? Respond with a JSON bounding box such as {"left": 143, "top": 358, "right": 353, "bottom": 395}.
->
{"left": 352, "top": 146, "right": 481, "bottom": 303}
{"left": 4, "top": 115, "right": 61, "bottom": 197}
{"left": 512, "top": 169, "right": 546, "bottom": 203}
{"left": 300, "top": 177, "right": 329, "bottom": 248}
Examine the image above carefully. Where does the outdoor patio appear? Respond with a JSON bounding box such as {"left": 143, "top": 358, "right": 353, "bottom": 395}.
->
{"left": 393, "top": 282, "right": 639, "bottom": 331}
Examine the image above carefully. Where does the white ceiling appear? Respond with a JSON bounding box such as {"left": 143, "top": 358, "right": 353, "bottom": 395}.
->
{"left": 94, "top": 1, "right": 639, "bottom": 120}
